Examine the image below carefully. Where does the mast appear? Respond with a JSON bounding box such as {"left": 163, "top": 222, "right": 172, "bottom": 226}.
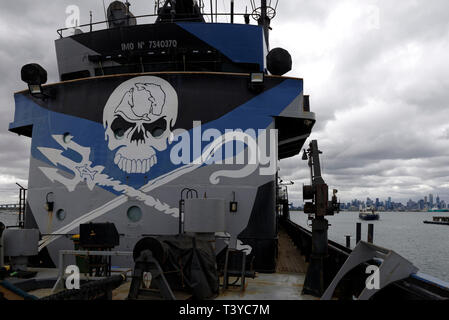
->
{"left": 254, "top": 0, "right": 273, "bottom": 49}
{"left": 258, "top": 0, "right": 270, "bottom": 48}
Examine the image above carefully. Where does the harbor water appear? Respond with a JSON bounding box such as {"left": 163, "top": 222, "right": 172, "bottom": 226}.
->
{"left": 1, "top": 210, "right": 448, "bottom": 282}
{"left": 290, "top": 211, "right": 449, "bottom": 282}
{"left": 0, "top": 210, "right": 20, "bottom": 228}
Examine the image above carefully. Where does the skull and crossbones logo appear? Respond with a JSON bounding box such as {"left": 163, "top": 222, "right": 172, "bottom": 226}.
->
{"left": 103, "top": 76, "right": 178, "bottom": 174}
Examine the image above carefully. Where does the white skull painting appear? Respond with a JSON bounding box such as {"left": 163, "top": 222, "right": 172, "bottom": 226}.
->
{"left": 103, "top": 76, "right": 178, "bottom": 174}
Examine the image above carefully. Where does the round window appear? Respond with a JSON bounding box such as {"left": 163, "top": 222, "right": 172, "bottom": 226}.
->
{"left": 56, "top": 209, "right": 66, "bottom": 221}
{"left": 127, "top": 206, "right": 142, "bottom": 223}
{"left": 63, "top": 132, "right": 71, "bottom": 144}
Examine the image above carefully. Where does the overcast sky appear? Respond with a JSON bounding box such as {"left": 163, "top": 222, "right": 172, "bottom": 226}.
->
{"left": 0, "top": 0, "right": 448, "bottom": 205}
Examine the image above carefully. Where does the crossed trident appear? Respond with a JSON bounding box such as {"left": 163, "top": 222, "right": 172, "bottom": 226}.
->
{"left": 38, "top": 135, "right": 103, "bottom": 192}
{"left": 37, "top": 132, "right": 261, "bottom": 251}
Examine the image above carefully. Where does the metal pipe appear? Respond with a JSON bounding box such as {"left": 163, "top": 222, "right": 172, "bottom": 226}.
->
{"left": 0, "top": 222, "right": 5, "bottom": 268}
{"left": 230, "top": 0, "right": 234, "bottom": 24}
{"left": 310, "top": 141, "right": 323, "bottom": 183}
{"left": 57, "top": 12, "right": 253, "bottom": 37}
{"left": 259, "top": 0, "right": 271, "bottom": 48}
{"left": 261, "top": 0, "right": 267, "bottom": 21}
{"left": 303, "top": 217, "right": 329, "bottom": 296}
{"left": 210, "top": 0, "right": 213, "bottom": 22}
{"left": 102, "top": 0, "right": 108, "bottom": 27}
{"left": 58, "top": 249, "right": 64, "bottom": 279}
{"left": 368, "top": 224, "right": 374, "bottom": 243}
{"left": 18, "top": 189, "right": 22, "bottom": 228}
{"left": 90, "top": 11, "right": 93, "bottom": 32}
{"left": 356, "top": 223, "right": 361, "bottom": 244}
{"left": 178, "top": 199, "right": 184, "bottom": 234}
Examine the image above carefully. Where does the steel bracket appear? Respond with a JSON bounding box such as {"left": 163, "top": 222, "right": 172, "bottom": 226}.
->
{"left": 321, "top": 241, "right": 419, "bottom": 300}
{"left": 127, "top": 250, "right": 176, "bottom": 300}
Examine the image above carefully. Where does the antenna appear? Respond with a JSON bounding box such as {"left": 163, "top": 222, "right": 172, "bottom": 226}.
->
{"left": 125, "top": 0, "right": 131, "bottom": 21}
{"left": 210, "top": 0, "right": 213, "bottom": 22}
{"left": 251, "top": 0, "right": 278, "bottom": 48}
{"left": 102, "top": 0, "right": 108, "bottom": 25}
{"left": 90, "top": 10, "right": 93, "bottom": 32}
{"left": 250, "top": 0, "right": 256, "bottom": 11}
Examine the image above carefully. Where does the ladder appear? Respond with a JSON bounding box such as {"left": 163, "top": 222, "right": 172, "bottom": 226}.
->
{"left": 16, "top": 183, "right": 27, "bottom": 229}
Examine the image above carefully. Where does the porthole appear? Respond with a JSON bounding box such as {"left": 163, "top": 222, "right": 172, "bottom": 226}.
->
{"left": 127, "top": 206, "right": 142, "bottom": 223}
{"left": 56, "top": 209, "right": 66, "bottom": 221}
{"left": 63, "top": 132, "right": 71, "bottom": 144}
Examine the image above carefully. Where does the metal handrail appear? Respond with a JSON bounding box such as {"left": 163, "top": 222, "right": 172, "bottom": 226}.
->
{"left": 57, "top": 12, "right": 253, "bottom": 38}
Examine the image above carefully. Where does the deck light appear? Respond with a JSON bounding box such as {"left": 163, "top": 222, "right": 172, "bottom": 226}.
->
{"left": 250, "top": 72, "right": 264, "bottom": 83}
{"left": 28, "top": 84, "right": 43, "bottom": 95}
{"left": 249, "top": 72, "right": 265, "bottom": 93}
{"left": 230, "top": 191, "right": 238, "bottom": 213}
{"left": 45, "top": 192, "right": 54, "bottom": 212}
{"left": 21, "top": 63, "right": 48, "bottom": 98}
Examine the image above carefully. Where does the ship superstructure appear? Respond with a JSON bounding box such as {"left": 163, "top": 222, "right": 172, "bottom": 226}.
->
{"left": 9, "top": 0, "right": 315, "bottom": 270}
{"left": 4, "top": 1, "right": 449, "bottom": 302}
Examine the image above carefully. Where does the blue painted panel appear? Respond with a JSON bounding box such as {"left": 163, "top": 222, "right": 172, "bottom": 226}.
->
{"left": 12, "top": 79, "right": 302, "bottom": 194}
{"left": 177, "top": 23, "right": 265, "bottom": 70}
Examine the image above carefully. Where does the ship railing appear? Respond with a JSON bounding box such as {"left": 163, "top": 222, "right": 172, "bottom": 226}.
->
{"left": 282, "top": 218, "right": 449, "bottom": 299}
{"left": 277, "top": 185, "right": 288, "bottom": 202}
{"left": 51, "top": 249, "right": 133, "bottom": 293}
{"left": 57, "top": 12, "right": 254, "bottom": 38}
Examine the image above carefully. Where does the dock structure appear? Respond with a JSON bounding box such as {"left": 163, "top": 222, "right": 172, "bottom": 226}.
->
{"left": 424, "top": 216, "right": 449, "bottom": 225}
{"left": 0, "top": 204, "right": 19, "bottom": 210}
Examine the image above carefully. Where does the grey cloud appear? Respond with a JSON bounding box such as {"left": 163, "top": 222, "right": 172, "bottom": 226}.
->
{"left": 1, "top": 1, "right": 449, "bottom": 206}
{"left": 277, "top": 1, "right": 449, "bottom": 204}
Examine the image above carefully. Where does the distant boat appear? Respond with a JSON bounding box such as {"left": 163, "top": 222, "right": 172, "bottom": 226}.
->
{"left": 428, "top": 207, "right": 449, "bottom": 212}
{"left": 424, "top": 216, "right": 449, "bottom": 225}
{"left": 359, "top": 206, "right": 379, "bottom": 221}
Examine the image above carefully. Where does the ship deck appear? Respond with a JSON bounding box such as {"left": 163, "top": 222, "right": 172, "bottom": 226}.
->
{"left": 5, "top": 228, "right": 315, "bottom": 300}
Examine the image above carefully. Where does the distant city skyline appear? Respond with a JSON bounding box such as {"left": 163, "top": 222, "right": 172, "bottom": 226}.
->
{"left": 341, "top": 193, "right": 445, "bottom": 204}
{"left": 338, "top": 192, "right": 447, "bottom": 211}
{"left": 290, "top": 192, "right": 448, "bottom": 212}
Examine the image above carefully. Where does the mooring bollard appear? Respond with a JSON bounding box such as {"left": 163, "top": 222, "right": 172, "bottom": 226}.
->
{"left": 345, "top": 235, "right": 351, "bottom": 248}
{"left": 368, "top": 224, "right": 374, "bottom": 243}
{"left": 356, "top": 223, "right": 361, "bottom": 244}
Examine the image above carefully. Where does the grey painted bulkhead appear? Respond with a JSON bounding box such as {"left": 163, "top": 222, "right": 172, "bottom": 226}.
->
{"left": 27, "top": 146, "right": 274, "bottom": 267}
{"left": 14, "top": 71, "right": 309, "bottom": 270}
